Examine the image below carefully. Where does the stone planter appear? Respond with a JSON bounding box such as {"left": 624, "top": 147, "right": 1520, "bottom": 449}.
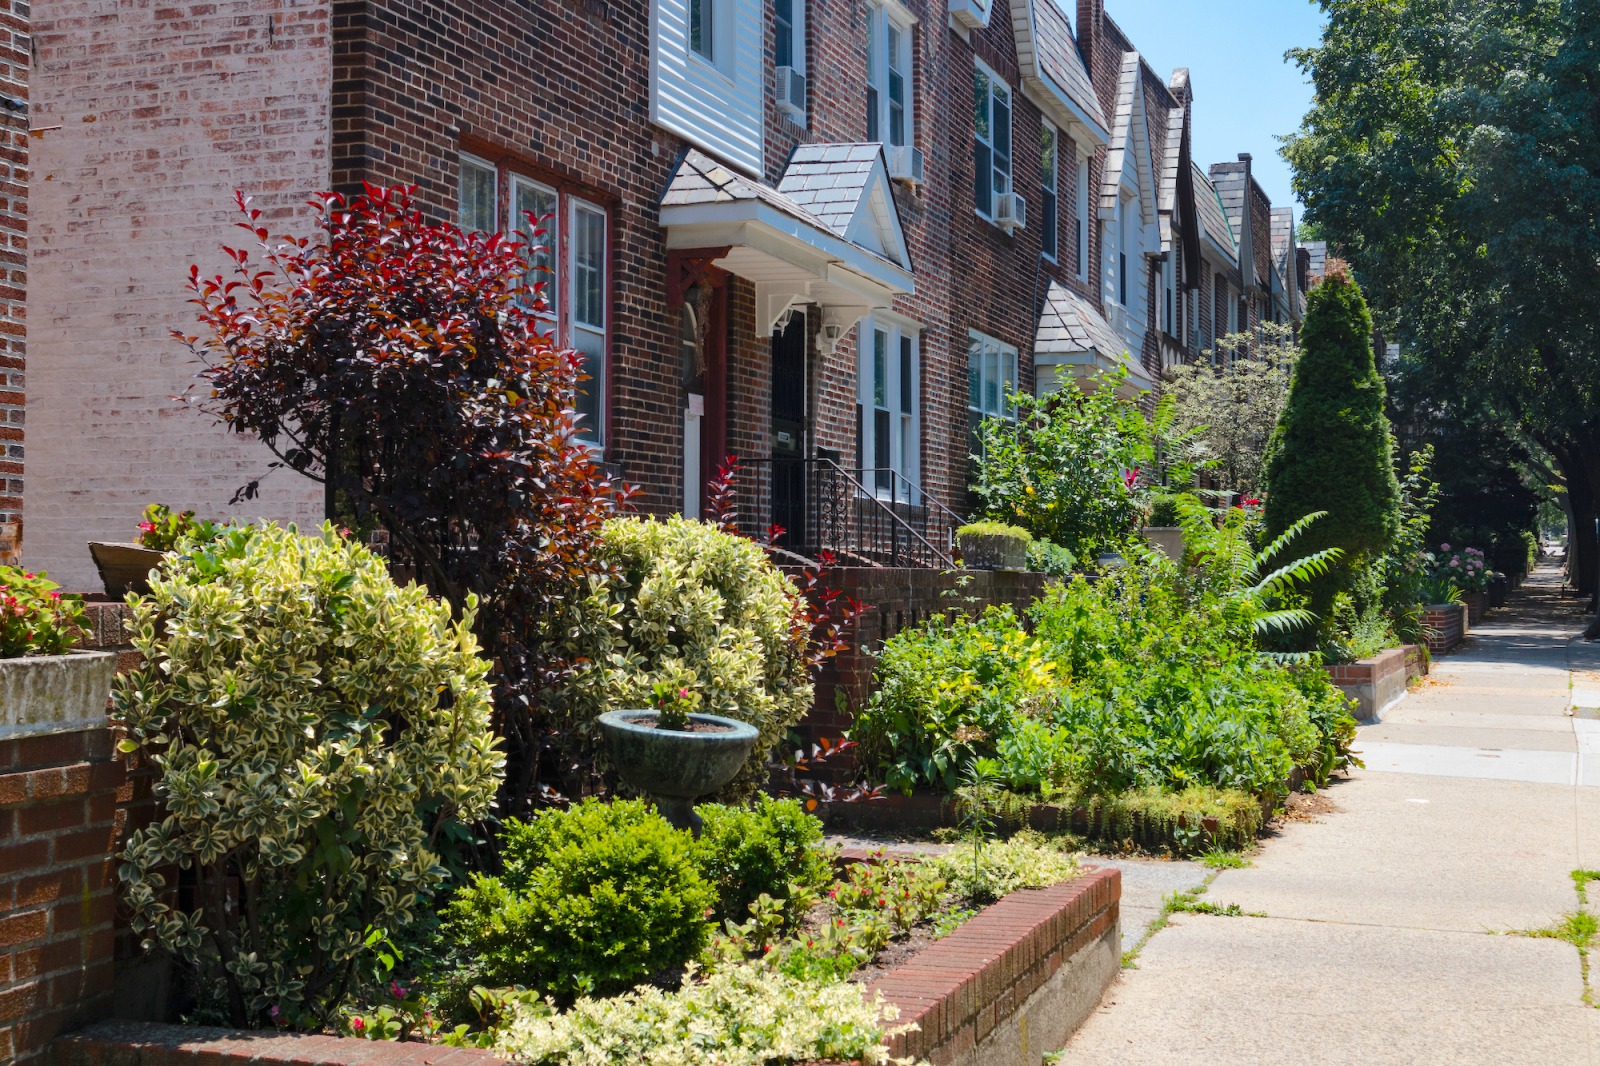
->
{"left": 1488, "top": 576, "right": 1508, "bottom": 608}
{"left": 958, "top": 532, "right": 1028, "bottom": 570}
{"left": 597, "top": 710, "right": 758, "bottom": 835}
{"left": 1461, "top": 590, "right": 1488, "bottom": 625}
{"left": 1141, "top": 526, "right": 1184, "bottom": 561}
{"left": 0, "top": 649, "right": 118, "bottom": 740}
{"left": 88, "top": 541, "right": 165, "bottom": 599}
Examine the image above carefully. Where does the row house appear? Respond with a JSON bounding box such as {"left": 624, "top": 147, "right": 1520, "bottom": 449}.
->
{"left": 20, "top": 0, "right": 1298, "bottom": 586}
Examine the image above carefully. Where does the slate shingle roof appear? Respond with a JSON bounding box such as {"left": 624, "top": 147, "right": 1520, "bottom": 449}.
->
{"left": 1036, "top": 280, "right": 1131, "bottom": 364}
{"left": 1208, "top": 161, "right": 1249, "bottom": 252}
{"left": 775, "top": 143, "right": 884, "bottom": 238}
{"left": 1303, "top": 240, "right": 1328, "bottom": 280}
{"left": 1158, "top": 69, "right": 1189, "bottom": 251}
{"left": 1032, "top": 0, "right": 1107, "bottom": 133}
{"left": 1192, "top": 163, "right": 1238, "bottom": 266}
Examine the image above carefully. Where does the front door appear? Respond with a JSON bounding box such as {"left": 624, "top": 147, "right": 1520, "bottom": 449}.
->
{"left": 770, "top": 312, "right": 808, "bottom": 548}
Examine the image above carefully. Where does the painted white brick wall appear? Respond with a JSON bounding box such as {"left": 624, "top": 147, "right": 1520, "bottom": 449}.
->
{"left": 27, "top": 0, "right": 330, "bottom": 589}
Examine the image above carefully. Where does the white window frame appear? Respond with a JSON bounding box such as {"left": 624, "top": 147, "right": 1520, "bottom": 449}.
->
{"left": 967, "top": 330, "right": 1018, "bottom": 423}
{"left": 459, "top": 157, "right": 611, "bottom": 447}
{"left": 1162, "top": 254, "right": 1176, "bottom": 336}
{"left": 774, "top": 0, "right": 804, "bottom": 73}
{"left": 866, "top": 2, "right": 913, "bottom": 149}
{"left": 972, "top": 59, "right": 1012, "bottom": 222}
{"left": 1040, "top": 120, "right": 1059, "bottom": 262}
{"left": 458, "top": 153, "right": 498, "bottom": 234}
{"left": 1116, "top": 193, "right": 1133, "bottom": 306}
{"left": 1074, "top": 155, "right": 1089, "bottom": 281}
{"left": 856, "top": 314, "right": 921, "bottom": 500}
{"left": 511, "top": 174, "right": 560, "bottom": 330}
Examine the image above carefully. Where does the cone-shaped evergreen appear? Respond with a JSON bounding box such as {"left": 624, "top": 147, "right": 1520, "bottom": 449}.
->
{"left": 1262, "top": 263, "right": 1400, "bottom": 625}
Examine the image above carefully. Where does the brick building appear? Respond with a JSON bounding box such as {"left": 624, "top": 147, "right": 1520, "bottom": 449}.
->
{"left": 0, "top": 0, "right": 24, "bottom": 565}
{"left": 19, "top": 0, "right": 1302, "bottom": 585}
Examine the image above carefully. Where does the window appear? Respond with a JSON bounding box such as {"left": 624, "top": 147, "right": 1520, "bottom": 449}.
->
{"left": 973, "top": 62, "right": 1011, "bottom": 218}
{"left": 856, "top": 317, "right": 920, "bottom": 496}
{"left": 1117, "top": 196, "right": 1131, "bottom": 305}
{"left": 690, "top": 0, "right": 713, "bottom": 61}
{"left": 866, "top": 4, "right": 910, "bottom": 148}
{"left": 459, "top": 155, "right": 497, "bottom": 234}
{"left": 459, "top": 156, "right": 610, "bottom": 445}
{"left": 1040, "top": 123, "right": 1058, "bottom": 261}
{"left": 966, "top": 329, "right": 1018, "bottom": 452}
{"left": 1162, "top": 254, "right": 1175, "bottom": 336}
{"left": 774, "top": 0, "right": 796, "bottom": 67}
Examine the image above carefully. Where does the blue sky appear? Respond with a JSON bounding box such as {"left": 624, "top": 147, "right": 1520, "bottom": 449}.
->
{"left": 1095, "top": 0, "right": 1327, "bottom": 218}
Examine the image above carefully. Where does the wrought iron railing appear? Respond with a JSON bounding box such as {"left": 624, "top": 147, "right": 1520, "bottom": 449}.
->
{"left": 737, "top": 457, "right": 962, "bottom": 569}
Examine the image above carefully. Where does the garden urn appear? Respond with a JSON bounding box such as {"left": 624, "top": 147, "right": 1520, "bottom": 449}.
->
{"left": 1141, "top": 526, "right": 1185, "bottom": 561}
{"left": 597, "top": 710, "right": 759, "bottom": 836}
{"left": 958, "top": 530, "right": 1028, "bottom": 570}
{"left": 87, "top": 541, "right": 165, "bottom": 599}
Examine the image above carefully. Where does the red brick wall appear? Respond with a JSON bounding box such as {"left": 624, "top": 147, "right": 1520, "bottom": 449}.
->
{"left": 0, "top": 0, "right": 24, "bottom": 538}
{"left": 0, "top": 728, "right": 123, "bottom": 1066}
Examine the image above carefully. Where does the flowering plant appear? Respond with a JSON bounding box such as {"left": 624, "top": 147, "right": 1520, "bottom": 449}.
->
{"left": 651, "top": 677, "right": 703, "bottom": 731}
{"left": 1428, "top": 544, "right": 1493, "bottom": 593}
{"left": 0, "top": 567, "right": 87, "bottom": 658}
{"left": 135, "top": 503, "right": 227, "bottom": 553}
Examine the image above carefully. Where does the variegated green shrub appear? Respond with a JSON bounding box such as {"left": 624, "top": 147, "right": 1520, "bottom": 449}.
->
{"left": 113, "top": 523, "right": 502, "bottom": 1028}
{"left": 572, "top": 516, "right": 812, "bottom": 800}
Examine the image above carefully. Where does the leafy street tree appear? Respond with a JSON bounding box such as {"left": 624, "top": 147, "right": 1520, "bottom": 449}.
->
{"left": 180, "top": 185, "right": 629, "bottom": 813}
{"left": 1164, "top": 323, "right": 1299, "bottom": 496}
{"left": 1284, "top": 0, "right": 1600, "bottom": 601}
{"left": 1262, "top": 264, "right": 1400, "bottom": 626}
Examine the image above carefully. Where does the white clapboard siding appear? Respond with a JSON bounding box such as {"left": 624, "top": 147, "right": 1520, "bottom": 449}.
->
{"left": 652, "top": 0, "right": 765, "bottom": 175}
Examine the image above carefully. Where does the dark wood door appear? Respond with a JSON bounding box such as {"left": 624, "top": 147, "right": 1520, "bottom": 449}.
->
{"left": 770, "top": 313, "right": 807, "bottom": 548}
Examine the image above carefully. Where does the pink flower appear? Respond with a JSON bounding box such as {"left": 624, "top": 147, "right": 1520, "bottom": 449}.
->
{"left": 1451, "top": 556, "right": 1461, "bottom": 566}
{"left": 1440, "top": 543, "right": 1451, "bottom": 552}
{"left": 350, "top": 1017, "right": 365, "bottom": 1032}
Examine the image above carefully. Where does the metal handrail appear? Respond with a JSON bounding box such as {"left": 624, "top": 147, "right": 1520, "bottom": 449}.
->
{"left": 820, "top": 459, "right": 954, "bottom": 569}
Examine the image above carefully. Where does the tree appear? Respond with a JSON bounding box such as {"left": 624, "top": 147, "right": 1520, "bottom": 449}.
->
{"left": 1164, "top": 323, "right": 1299, "bottom": 496}
{"left": 971, "top": 368, "right": 1151, "bottom": 559}
{"left": 1261, "top": 264, "right": 1400, "bottom": 624}
{"left": 1283, "top": 0, "right": 1600, "bottom": 603}
{"left": 180, "top": 185, "right": 629, "bottom": 813}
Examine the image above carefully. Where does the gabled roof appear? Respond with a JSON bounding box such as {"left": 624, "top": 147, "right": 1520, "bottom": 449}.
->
{"left": 1192, "top": 163, "right": 1238, "bottom": 267}
{"left": 1035, "top": 280, "right": 1157, "bottom": 391}
{"left": 1015, "top": 0, "right": 1108, "bottom": 144}
{"left": 1100, "top": 51, "right": 1155, "bottom": 225}
{"left": 1303, "top": 240, "right": 1328, "bottom": 280}
{"left": 777, "top": 143, "right": 910, "bottom": 269}
{"left": 1270, "top": 206, "right": 1295, "bottom": 270}
{"left": 1157, "top": 68, "right": 1188, "bottom": 253}
{"left": 1207, "top": 161, "right": 1250, "bottom": 255}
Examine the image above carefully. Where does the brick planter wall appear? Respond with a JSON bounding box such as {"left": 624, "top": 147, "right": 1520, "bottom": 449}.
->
{"left": 795, "top": 567, "right": 1047, "bottom": 780}
{"left": 50, "top": 869, "right": 1121, "bottom": 1066}
{"left": 1327, "top": 645, "right": 1425, "bottom": 724}
{"left": 1423, "top": 603, "right": 1467, "bottom": 656}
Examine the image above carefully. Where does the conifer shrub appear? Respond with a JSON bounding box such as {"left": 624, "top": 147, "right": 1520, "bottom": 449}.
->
{"left": 113, "top": 523, "right": 502, "bottom": 1027}
{"left": 1261, "top": 263, "right": 1401, "bottom": 635}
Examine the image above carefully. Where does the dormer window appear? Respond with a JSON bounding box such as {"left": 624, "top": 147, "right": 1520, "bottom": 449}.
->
{"left": 690, "top": 0, "right": 714, "bottom": 61}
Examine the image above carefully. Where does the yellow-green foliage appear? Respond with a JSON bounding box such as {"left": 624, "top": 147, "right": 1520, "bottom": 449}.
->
{"left": 113, "top": 523, "right": 502, "bottom": 1027}
{"left": 492, "top": 963, "right": 913, "bottom": 1066}
{"left": 577, "top": 516, "right": 812, "bottom": 799}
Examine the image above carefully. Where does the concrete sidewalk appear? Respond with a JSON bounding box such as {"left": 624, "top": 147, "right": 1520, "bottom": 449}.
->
{"left": 1055, "top": 566, "right": 1600, "bottom": 1065}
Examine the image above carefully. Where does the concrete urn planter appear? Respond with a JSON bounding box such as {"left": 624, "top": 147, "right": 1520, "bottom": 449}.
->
{"left": 0, "top": 650, "right": 119, "bottom": 741}
{"left": 88, "top": 541, "right": 165, "bottom": 599}
{"left": 597, "top": 710, "right": 759, "bottom": 836}
{"left": 1141, "top": 526, "right": 1185, "bottom": 561}
{"left": 958, "top": 532, "right": 1029, "bottom": 571}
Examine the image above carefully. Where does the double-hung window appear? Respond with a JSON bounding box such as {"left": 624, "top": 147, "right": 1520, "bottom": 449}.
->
{"left": 966, "top": 330, "right": 1018, "bottom": 463}
{"left": 1162, "top": 254, "right": 1175, "bottom": 336}
{"left": 774, "top": 0, "right": 796, "bottom": 67}
{"left": 1040, "top": 122, "right": 1059, "bottom": 261}
{"left": 866, "top": 3, "right": 911, "bottom": 148}
{"left": 690, "top": 0, "right": 714, "bottom": 62}
{"left": 856, "top": 316, "right": 920, "bottom": 497}
{"left": 459, "top": 155, "right": 610, "bottom": 446}
{"left": 1075, "top": 156, "right": 1089, "bottom": 280}
{"left": 972, "top": 62, "right": 1011, "bottom": 219}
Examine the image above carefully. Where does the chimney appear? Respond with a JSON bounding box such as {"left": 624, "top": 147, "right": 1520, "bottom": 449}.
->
{"left": 1077, "top": 0, "right": 1102, "bottom": 71}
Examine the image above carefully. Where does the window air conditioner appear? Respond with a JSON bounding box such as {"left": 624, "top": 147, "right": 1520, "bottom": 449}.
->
{"left": 888, "top": 145, "right": 925, "bottom": 188}
{"left": 994, "top": 192, "right": 1027, "bottom": 232}
{"left": 775, "top": 66, "right": 807, "bottom": 121}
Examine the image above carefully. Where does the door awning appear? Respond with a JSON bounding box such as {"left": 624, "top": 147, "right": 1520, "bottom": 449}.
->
{"left": 661, "top": 146, "right": 914, "bottom": 336}
{"left": 1034, "top": 280, "right": 1156, "bottom": 398}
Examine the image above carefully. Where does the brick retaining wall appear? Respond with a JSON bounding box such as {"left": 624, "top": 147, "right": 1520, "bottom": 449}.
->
{"left": 1327, "top": 644, "right": 1427, "bottom": 724}
{"left": 1423, "top": 604, "right": 1467, "bottom": 656}
{"left": 49, "top": 869, "right": 1121, "bottom": 1066}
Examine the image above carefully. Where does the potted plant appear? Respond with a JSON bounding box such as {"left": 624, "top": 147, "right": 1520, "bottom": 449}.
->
{"left": 597, "top": 678, "right": 759, "bottom": 837}
{"left": 88, "top": 504, "right": 225, "bottom": 599}
{"left": 957, "top": 521, "right": 1033, "bottom": 570}
{"left": 1141, "top": 492, "right": 1186, "bottom": 561}
{"left": 0, "top": 568, "right": 117, "bottom": 741}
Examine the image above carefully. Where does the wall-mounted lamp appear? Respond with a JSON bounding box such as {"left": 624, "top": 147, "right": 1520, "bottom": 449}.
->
{"left": 817, "top": 314, "right": 844, "bottom": 352}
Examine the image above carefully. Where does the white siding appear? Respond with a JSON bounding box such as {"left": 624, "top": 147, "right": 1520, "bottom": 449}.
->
{"left": 652, "top": 0, "right": 764, "bottom": 175}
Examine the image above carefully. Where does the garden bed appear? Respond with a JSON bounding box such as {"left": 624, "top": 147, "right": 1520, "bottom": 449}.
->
{"left": 50, "top": 869, "right": 1121, "bottom": 1066}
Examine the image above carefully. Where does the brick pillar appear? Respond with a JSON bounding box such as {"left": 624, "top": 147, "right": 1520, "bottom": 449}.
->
{"left": 0, "top": 718, "right": 123, "bottom": 1065}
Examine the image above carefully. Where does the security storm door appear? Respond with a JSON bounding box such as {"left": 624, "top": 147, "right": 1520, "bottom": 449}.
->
{"left": 770, "top": 312, "right": 809, "bottom": 548}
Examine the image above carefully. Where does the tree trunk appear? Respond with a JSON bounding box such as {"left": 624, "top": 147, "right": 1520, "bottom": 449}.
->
{"left": 1545, "top": 439, "right": 1597, "bottom": 602}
